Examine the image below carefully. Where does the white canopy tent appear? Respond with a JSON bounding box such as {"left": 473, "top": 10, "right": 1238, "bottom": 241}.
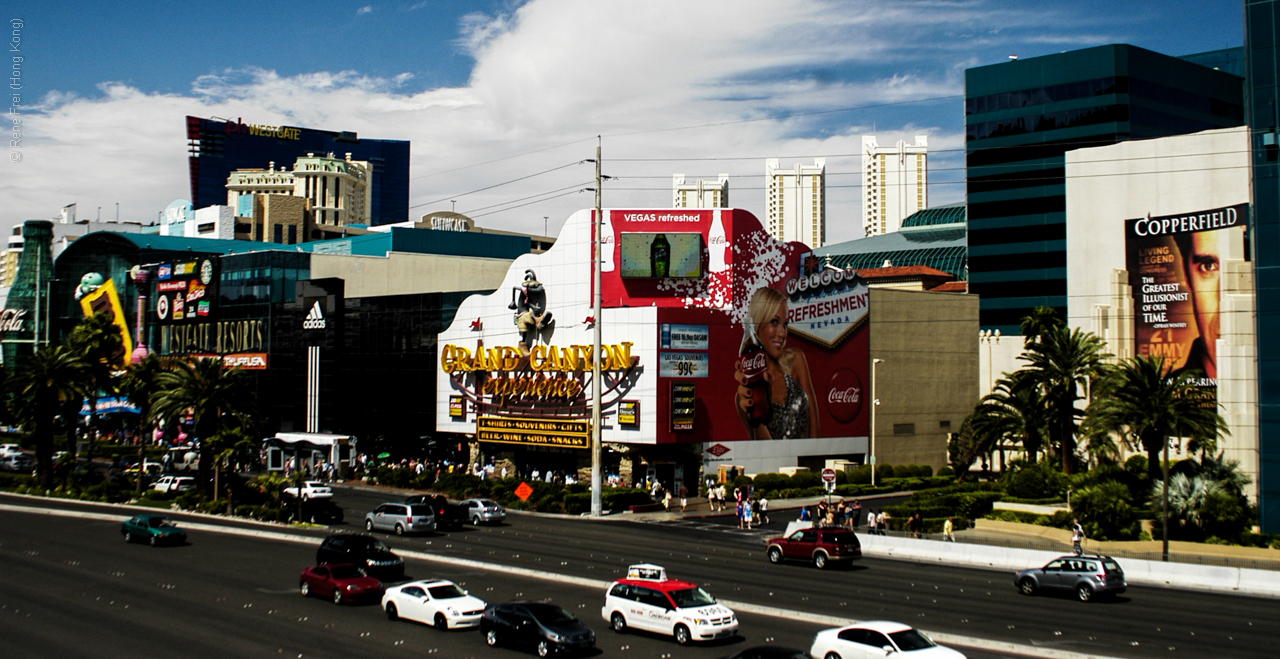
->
{"left": 264, "top": 432, "right": 353, "bottom": 476}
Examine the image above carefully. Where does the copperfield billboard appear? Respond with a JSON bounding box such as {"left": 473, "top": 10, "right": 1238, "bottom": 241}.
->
{"left": 1126, "top": 203, "right": 1247, "bottom": 391}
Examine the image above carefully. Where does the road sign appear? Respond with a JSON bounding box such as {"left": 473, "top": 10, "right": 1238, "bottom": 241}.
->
{"left": 515, "top": 481, "right": 535, "bottom": 501}
{"left": 821, "top": 468, "right": 837, "bottom": 483}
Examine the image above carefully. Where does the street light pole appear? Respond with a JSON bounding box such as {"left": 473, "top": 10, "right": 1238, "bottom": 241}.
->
{"left": 870, "top": 358, "right": 883, "bottom": 486}
{"left": 1162, "top": 432, "right": 1171, "bottom": 562}
{"left": 590, "top": 139, "right": 604, "bottom": 517}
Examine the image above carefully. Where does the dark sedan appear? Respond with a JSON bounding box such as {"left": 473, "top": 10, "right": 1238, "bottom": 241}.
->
{"left": 121, "top": 515, "right": 187, "bottom": 547}
{"left": 482, "top": 601, "right": 596, "bottom": 657}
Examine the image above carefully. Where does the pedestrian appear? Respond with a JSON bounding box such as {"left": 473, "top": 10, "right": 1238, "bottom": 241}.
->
{"left": 833, "top": 501, "right": 846, "bottom": 529}
{"left": 799, "top": 506, "right": 811, "bottom": 522}
{"left": 708, "top": 483, "right": 719, "bottom": 512}
{"left": 943, "top": 517, "right": 955, "bottom": 542}
{"left": 736, "top": 499, "right": 745, "bottom": 529}
{"left": 663, "top": 489, "right": 673, "bottom": 512}
{"left": 910, "top": 512, "right": 923, "bottom": 539}
{"left": 816, "top": 499, "right": 829, "bottom": 526}
{"left": 1072, "top": 518, "right": 1085, "bottom": 556}
{"left": 678, "top": 483, "right": 689, "bottom": 512}
{"left": 867, "top": 508, "right": 876, "bottom": 534}
{"left": 759, "top": 496, "right": 769, "bottom": 525}
{"left": 851, "top": 500, "right": 862, "bottom": 529}
{"left": 743, "top": 498, "right": 755, "bottom": 530}
{"left": 876, "top": 511, "right": 887, "bottom": 535}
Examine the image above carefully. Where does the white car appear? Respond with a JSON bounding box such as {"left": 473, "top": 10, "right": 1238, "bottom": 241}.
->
{"left": 0, "top": 444, "right": 23, "bottom": 459}
{"left": 602, "top": 564, "right": 738, "bottom": 645}
{"left": 810, "top": 621, "right": 966, "bottom": 659}
{"left": 151, "top": 476, "right": 196, "bottom": 493}
{"left": 283, "top": 481, "right": 333, "bottom": 500}
{"left": 382, "top": 579, "right": 486, "bottom": 630}
{"left": 459, "top": 498, "right": 506, "bottom": 525}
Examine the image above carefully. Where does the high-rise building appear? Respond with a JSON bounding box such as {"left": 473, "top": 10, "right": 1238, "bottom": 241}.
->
{"left": 227, "top": 153, "right": 373, "bottom": 228}
{"left": 1246, "top": 0, "right": 1280, "bottom": 532}
{"left": 186, "top": 116, "right": 409, "bottom": 225}
{"left": 672, "top": 174, "right": 729, "bottom": 208}
{"left": 765, "top": 158, "right": 826, "bottom": 246}
{"left": 0, "top": 225, "right": 24, "bottom": 288}
{"left": 862, "top": 135, "right": 929, "bottom": 237}
{"left": 965, "top": 45, "right": 1245, "bottom": 332}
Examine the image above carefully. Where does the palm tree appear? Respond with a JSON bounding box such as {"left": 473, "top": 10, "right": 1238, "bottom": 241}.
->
{"left": 120, "top": 354, "right": 172, "bottom": 495}
{"left": 968, "top": 371, "right": 1051, "bottom": 463}
{"left": 66, "top": 312, "right": 125, "bottom": 464}
{"left": 9, "top": 346, "right": 91, "bottom": 488}
{"left": 1020, "top": 326, "right": 1111, "bottom": 474}
{"left": 1019, "top": 306, "right": 1064, "bottom": 342}
{"left": 151, "top": 358, "right": 257, "bottom": 497}
{"left": 1083, "top": 355, "right": 1227, "bottom": 482}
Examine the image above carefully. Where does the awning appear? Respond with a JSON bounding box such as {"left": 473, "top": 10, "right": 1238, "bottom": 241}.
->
{"left": 269, "top": 432, "right": 350, "bottom": 447}
{"left": 80, "top": 397, "right": 141, "bottom": 416}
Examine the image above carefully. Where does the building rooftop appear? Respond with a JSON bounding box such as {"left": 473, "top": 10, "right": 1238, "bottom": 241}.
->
{"left": 900, "top": 202, "right": 965, "bottom": 230}
{"left": 813, "top": 216, "right": 967, "bottom": 281}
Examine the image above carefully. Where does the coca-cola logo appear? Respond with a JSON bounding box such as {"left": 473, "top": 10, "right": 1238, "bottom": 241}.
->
{"left": 740, "top": 351, "right": 767, "bottom": 376}
{"left": 0, "top": 308, "right": 27, "bottom": 332}
{"left": 826, "top": 369, "right": 864, "bottom": 424}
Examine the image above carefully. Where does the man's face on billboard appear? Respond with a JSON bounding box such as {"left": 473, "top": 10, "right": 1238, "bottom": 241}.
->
{"left": 1185, "top": 230, "right": 1220, "bottom": 371}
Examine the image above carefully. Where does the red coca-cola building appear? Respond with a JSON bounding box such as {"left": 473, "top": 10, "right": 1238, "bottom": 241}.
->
{"left": 436, "top": 207, "right": 976, "bottom": 485}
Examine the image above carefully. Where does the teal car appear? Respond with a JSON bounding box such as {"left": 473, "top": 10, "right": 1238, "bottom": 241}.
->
{"left": 121, "top": 515, "right": 187, "bottom": 547}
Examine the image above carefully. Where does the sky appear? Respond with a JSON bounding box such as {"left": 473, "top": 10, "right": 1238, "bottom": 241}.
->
{"left": 4, "top": 0, "right": 1246, "bottom": 246}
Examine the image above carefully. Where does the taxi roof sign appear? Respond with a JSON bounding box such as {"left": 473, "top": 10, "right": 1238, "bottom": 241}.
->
{"left": 626, "top": 564, "right": 668, "bottom": 581}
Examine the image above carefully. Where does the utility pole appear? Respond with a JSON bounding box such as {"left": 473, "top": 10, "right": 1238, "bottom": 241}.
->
{"left": 870, "top": 358, "right": 883, "bottom": 486}
{"left": 591, "top": 138, "right": 604, "bottom": 517}
{"left": 1162, "top": 432, "right": 1171, "bottom": 562}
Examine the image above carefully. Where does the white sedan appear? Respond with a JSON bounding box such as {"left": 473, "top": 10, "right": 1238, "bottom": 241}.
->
{"left": 282, "top": 481, "right": 333, "bottom": 500}
{"left": 810, "top": 621, "right": 965, "bottom": 659}
{"left": 381, "top": 579, "right": 487, "bottom": 630}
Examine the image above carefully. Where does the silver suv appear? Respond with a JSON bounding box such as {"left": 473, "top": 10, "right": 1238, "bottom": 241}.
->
{"left": 365, "top": 503, "right": 435, "bottom": 535}
{"left": 1015, "top": 554, "right": 1126, "bottom": 602}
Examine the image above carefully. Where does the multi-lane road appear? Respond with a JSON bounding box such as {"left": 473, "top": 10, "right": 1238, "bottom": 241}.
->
{"left": 1, "top": 486, "right": 1276, "bottom": 659}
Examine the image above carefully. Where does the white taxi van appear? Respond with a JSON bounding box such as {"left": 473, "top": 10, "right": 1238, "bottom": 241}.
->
{"left": 601, "top": 564, "right": 738, "bottom": 645}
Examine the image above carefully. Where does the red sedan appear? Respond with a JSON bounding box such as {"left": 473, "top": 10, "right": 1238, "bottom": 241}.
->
{"left": 299, "top": 563, "right": 384, "bottom": 605}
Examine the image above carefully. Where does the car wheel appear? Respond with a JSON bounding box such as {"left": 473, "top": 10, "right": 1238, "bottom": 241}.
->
{"left": 825, "top": 653, "right": 842, "bottom": 659}
{"left": 674, "top": 624, "right": 691, "bottom": 646}
{"left": 813, "top": 551, "right": 828, "bottom": 569}
{"left": 537, "top": 640, "right": 551, "bottom": 657}
{"left": 300, "top": 582, "right": 310, "bottom": 597}
{"left": 485, "top": 629, "right": 500, "bottom": 647}
{"left": 124, "top": 532, "right": 133, "bottom": 543}
{"left": 150, "top": 535, "right": 158, "bottom": 547}
{"left": 1018, "top": 578, "right": 1037, "bottom": 596}
{"left": 767, "top": 547, "right": 783, "bottom": 564}
{"left": 395, "top": 524, "right": 406, "bottom": 536}
{"left": 333, "top": 589, "right": 344, "bottom": 605}
{"left": 1077, "top": 584, "right": 1094, "bottom": 602}
{"left": 385, "top": 602, "right": 398, "bottom": 620}
{"left": 611, "top": 612, "right": 627, "bottom": 633}
{"left": 435, "top": 613, "right": 448, "bottom": 630}
{"left": 472, "top": 515, "right": 481, "bottom": 525}
{"left": 366, "top": 519, "right": 377, "bottom": 532}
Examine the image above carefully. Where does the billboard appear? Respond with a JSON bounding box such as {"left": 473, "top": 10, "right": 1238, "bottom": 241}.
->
{"left": 155, "top": 258, "right": 217, "bottom": 324}
{"left": 77, "top": 278, "right": 134, "bottom": 367}
{"left": 1126, "top": 203, "right": 1246, "bottom": 391}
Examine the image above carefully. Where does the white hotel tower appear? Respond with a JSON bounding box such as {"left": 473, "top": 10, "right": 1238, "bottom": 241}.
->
{"left": 765, "top": 158, "right": 826, "bottom": 247}
{"left": 862, "top": 135, "right": 928, "bottom": 237}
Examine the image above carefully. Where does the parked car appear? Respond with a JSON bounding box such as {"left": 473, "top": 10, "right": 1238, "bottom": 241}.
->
{"left": 365, "top": 502, "right": 436, "bottom": 535}
{"left": 460, "top": 498, "right": 506, "bottom": 525}
{"left": 300, "top": 499, "right": 345, "bottom": 525}
{"left": 299, "top": 563, "right": 383, "bottom": 605}
{"left": 121, "top": 514, "right": 187, "bottom": 547}
{"left": 316, "top": 533, "right": 404, "bottom": 580}
{"left": 1, "top": 453, "right": 33, "bottom": 473}
{"left": 1015, "top": 555, "right": 1126, "bottom": 602}
{"left": 151, "top": 475, "right": 196, "bottom": 494}
{"left": 482, "top": 601, "right": 596, "bottom": 657}
{"left": 602, "top": 564, "right": 737, "bottom": 645}
{"left": 382, "top": 579, "right": 487, "bottom": 629}
{"left": 283, "top": 480, "right": 333, "bottom": 501}
{"left": 0, "top": 443, "right": 22, "bottom": 459}
{"left": 809, "top": 621, "right": 965, "bottom": 659}
{"left": 167, "top": 446, "right": 200, "bottom": 472}
{"left": 405, "top": 494, "right": 468, "bottom": 530}
{"left": 765, "top": 527, "right": 861, "bottom": 569}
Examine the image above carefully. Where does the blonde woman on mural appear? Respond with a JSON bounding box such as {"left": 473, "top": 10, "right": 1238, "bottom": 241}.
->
{"left": 734, "top": 286, "right": 820, "bottom": 439}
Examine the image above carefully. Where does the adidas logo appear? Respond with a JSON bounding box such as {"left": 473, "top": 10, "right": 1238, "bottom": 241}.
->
{"left": 302, "top": 301, "right": 327, "bottom": 329}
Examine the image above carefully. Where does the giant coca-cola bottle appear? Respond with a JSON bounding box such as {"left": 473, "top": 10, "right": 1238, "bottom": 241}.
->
{"left": 739, "top": 323, "right": 772, "bottom": 428}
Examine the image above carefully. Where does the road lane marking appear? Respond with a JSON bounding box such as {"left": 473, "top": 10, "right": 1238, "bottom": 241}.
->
{"left": 0, "top": 501, "right": 1123, "bottom": 659}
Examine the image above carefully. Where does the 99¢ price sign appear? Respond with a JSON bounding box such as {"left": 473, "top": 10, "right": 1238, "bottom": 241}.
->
{"left": 659, "top": 352, "right": 708, "bottom": 378}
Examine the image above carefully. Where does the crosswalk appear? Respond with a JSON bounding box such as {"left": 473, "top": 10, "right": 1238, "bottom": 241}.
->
{"left": 642, "top": 516, "right": 778, "bottom": 541}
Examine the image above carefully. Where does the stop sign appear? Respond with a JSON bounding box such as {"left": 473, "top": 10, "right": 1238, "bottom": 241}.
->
{"left": 821, "top": 468, "right": 837, "bottom": 483}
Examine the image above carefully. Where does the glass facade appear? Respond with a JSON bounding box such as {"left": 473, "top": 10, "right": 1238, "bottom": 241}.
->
{"left": 1247, "top": 0, "right": 1280, "bottom": 532}
{"left": 965, "top": 45, "right": 1246, "bottom": 332}
{"left": 186, "top": 116, "right": 411, "bottom": 226}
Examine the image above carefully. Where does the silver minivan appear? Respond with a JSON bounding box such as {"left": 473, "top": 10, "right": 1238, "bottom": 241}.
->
{"left": 365, "top": 503, "right": 435, "bottom": 535}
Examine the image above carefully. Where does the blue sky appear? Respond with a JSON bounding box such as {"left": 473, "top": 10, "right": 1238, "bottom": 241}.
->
{"left": 6, "top": 0, "right": 1247, "bottom": 243}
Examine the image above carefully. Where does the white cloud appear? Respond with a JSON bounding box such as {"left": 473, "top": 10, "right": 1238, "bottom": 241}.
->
{"left": 6, "top": 0, "right": 1112, "bottom": 245}
{"left": 357, "top": 5, "right": 373, "bottom": 15}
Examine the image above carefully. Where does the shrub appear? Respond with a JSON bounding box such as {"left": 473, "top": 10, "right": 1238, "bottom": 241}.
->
{"left": 1199, "top": 489, "right": 1251, "bottom": 542}
{"left": 789, "top": 471, "right": 820, "bottom": 489}
{"left": 937, "top": 466, "right": 955, "bottom": 478}
{"left": 731, "top": 475, "right": 754, "bottom": 490}
{"left": 846, "top": 466, "right": 872, "bottom": 485}
{"left": 1072, "top": 481, "right": 1139, "bottom": 541}
{"left": 1002, "top": 461, "right": 1067, "bottom": 500}
{"left": 752, "top": 473, "right": 791, "bottom": 493}
{"left": 875, "top": 464, "right": 895, "bottom": 481}
{"left": 1124, "top": 454, "right": 1148, "bottom": 478}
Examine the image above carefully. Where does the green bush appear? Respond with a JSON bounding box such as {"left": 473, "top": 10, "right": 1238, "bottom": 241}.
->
{"left": 875, "top": 464, "right": 895, "bottom": 481}
{"left": 1124, "top": 454, "right": 1148, "bottom": 478}
{"left": 789, "top": 471, "right": 820, "bottom": 489}
{"left": 752, "top": 473, "right": 791, "bottom": 492}
{"left": 846, "top": 465, "right": 872, "bottom": 484}
{"left": 937, "top": 466, "right": 955, "bottom": 478}
{"left": 1072, "top": 481, "right": 1139, "bottom": 541}
{"left": 1002, "top": 461, "right": 1067, "bottom": 500}
{"left": 1200, "top": 490, "right": 1251, "bottom": 542}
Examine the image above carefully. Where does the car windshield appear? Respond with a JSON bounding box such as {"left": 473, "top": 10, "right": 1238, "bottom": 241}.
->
{"left": 480, "top": 499, "right": 499, "bottom": 508}
{"left": 147, "top": 518, "right": 175, "bottom": 528}
{"left": 526, "top": 604, "right": 576, "bottom": 625}
{"left": 368, "top": 538, "right": 392, "bottom": 552}
{"left": 329, "top": 565, "right": 366, "bottom": 579}
{"left": 668, "top": 587, "right": 716, "bottom": 608}
{"left": 888, "top": 629, "right": 936, "bottom": 651}
{"left": 428, "top": 584, "right": 466, "bottom": 599}
{"left": 408, "top": 505, "right": 433, "bottom": 516}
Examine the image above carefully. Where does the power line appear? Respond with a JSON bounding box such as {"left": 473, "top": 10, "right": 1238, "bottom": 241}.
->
{"left": 410, "top": 161, "right": 587, "bottom": 211}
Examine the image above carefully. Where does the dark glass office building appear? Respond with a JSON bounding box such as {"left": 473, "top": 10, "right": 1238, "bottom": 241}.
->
{"left": 185, "top": 116, "right": 411, "bottom": 225}
{"left": 1247, "top": 0, "right": 1280, "bottom": 532}
{"left": 965, "top": 45, "right": 1245, "bottom": 332}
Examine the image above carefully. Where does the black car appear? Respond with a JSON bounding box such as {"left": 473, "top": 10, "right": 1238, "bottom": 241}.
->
{"left": 719, "top": 647, "right": 810, "bottom": 659}
{"left": 481, "top": 602, "right": 596, "bottom": 657}
{"left": 302, "top": 500, "right": 344, "bottom": 525}
{"left": 316, "top": 534, "right": 404, "bottom": 580}
{"left": 404, "top": 494, "right": 468, "bottom": 530}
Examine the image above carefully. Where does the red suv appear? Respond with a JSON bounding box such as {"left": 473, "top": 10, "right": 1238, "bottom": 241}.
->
{"left": 765, "top": 527, "right": 861, "bottom": 569}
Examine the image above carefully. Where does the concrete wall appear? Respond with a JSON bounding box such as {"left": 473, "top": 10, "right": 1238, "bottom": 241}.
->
{"left": 309, "top": 251, "right": 514, "bottom": 298}
{"left": 869, "top": 288, "right": 979, "bottom": 470}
